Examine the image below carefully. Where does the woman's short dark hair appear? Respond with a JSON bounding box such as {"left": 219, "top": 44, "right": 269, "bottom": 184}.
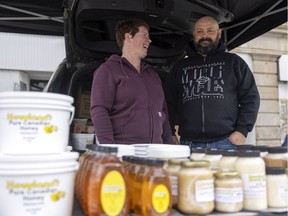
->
{"left": 115, "top": 18, "right": 149, "bottom": 49}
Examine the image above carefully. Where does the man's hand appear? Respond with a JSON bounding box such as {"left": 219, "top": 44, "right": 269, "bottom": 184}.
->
{"left": 228, "top": 131, "right": 245, "bottom": 145}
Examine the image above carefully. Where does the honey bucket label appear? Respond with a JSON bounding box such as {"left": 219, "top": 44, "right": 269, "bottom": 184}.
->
{"left": 6, "top": 113, "right": 56, "bottom": 142}
{"left": 4, "top": 179, "right": 64, "bottom": 215}
{"left": 241, "top": 174, "right": 266, "bottom": 198}
{"left": 0, "top": 107, "right": 73, "bottom": 154}
{"left": 152, "top": 184, "right": 170, "bottom": 213}
{"left": 101, "top": 170, "right": 126, "bottom": 215}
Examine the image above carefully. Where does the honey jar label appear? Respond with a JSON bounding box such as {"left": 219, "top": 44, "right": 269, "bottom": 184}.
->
{"left": 101, "top": 170, "right": 126, "bottom": 215}
{"left": 241, "top": 174, "right": 266, "bottom": 198}
{"left": 152, "top": 184, "right": 170, "bottom": 213}
{"left": 215, "top": 187, "right": 243, "bottom": 203}
{"left": 195, "top": 179, "right": 214, "bottom": 202}
{"left": 169, "top": 175, "right": 178, "bottom": 196}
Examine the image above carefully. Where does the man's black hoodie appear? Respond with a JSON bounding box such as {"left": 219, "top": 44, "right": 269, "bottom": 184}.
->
{"left": 165, "top": 41, "right": 260, "bottom": 142}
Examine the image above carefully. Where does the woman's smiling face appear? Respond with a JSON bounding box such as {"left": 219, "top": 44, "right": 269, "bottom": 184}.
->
{"left": 129, "top": 26, "right": 152, "bottom": 59}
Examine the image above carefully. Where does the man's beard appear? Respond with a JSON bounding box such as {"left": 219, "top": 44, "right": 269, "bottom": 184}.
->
{"left": 194, "top": 36, "right": 220, "bottom": 56}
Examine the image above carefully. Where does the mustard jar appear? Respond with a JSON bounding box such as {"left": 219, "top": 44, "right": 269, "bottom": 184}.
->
{"left": 178, "top": 160, "right": 214, "bottom": 215}
{"left": 214, "top": 171, "right": 243, "bottom": 212}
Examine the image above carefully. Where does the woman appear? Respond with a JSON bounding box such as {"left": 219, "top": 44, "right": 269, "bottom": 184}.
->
{"left": 90, "top": 18, "right": 173, "bottom": 144}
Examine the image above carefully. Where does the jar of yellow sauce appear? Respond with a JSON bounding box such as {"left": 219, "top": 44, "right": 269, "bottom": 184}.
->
{"left": 178, "top": 160, "right": 214, "bottom": 215}
{"left": 218, "top": 149, "right": 238, "bottom": 171}
{"left": 214, "top": 171, "right": 243, "bottom": 212}
{"left": 266, "top": 167, "right": 288, "bottom": 208}
{"left": 235, "top": 150, "right": 267, "bottom": 211}
{"left": 190, "top": 147, "right": 206, "bottom": 161}
{"left": 164, "top": 159, "right": 181, "bottom": 207}
{"left": 202, "top": 148, "right": 222, "bottom": 170}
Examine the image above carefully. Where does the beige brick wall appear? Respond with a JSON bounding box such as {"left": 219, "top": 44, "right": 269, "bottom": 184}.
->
{"left": 253, "top": 55, "right": 281, "bottom": 146}
{"left": 232, "top": 23, "right": 288, "bottom": 147}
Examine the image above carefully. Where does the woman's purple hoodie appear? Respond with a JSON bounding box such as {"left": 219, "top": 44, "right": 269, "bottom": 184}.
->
{"left": 90, "top": 54, "right": 173, "bottom": 144}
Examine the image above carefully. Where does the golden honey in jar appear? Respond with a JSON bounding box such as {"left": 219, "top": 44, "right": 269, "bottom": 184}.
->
{"left": 122, "top": 155, "right": 133, "bottom": 171}
{"left": 75, "top": 145, "right": 92, "bottom": 200}
{"left": 127, "top": 157, "right": 142, "bottom": 212}
{"left": 178, "top": 160, "right": 214, "bottom": 215}
{"left": 214, "top": 171, "right": 243, "bottom": 212}
{"left": 78, "top": 145, "right": 102, "bottom": 215}
{"left": 142, "top": 159, "right": 172, "bottom": 216}
{"left": 85, "top": 146, "right": 129, "bottom": 216}
{"left": 164, "top": 159, "right": 181, "bottom": 207}
{"left": 132, "top": 158, "right": 151, "bottom": 214}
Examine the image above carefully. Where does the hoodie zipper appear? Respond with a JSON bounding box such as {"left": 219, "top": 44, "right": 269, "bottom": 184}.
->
{"left": 202, "top": 57, "right": 207, "bottom": 135}
{"left": 121, "top": 58, "right": 154, "bottom": 142}
{"left": 141, "top": 67, "right": 154, "bottom": 143}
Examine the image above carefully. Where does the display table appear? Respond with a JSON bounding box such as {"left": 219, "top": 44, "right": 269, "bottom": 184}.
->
{"left": 72, "top": 197, "right": 287, "bottom": 216}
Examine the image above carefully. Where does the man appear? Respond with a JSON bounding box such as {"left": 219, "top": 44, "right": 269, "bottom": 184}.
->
{"left": 165, "top": 16, "right": 260, "bottom": 149}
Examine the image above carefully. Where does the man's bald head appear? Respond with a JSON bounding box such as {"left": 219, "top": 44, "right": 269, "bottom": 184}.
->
{"left": 194, "top": 16, "right": 220, "bottom": 32}
{"left": 193, "top": 16, "right": 222, "bottom": 56}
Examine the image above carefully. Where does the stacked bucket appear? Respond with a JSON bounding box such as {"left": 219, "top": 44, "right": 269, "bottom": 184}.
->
{"left": 0, "top": 91, "right": 79, "bottom": 216}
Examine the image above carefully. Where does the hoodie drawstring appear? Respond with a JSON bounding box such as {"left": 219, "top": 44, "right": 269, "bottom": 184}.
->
{"left": 120, "top": 59, "right": 129, "bottom": 78}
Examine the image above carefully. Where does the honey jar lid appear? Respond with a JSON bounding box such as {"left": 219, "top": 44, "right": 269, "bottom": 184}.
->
{"left": 180, "top": 160, "right": 210, "bottom": 168}
{"left": 214, "top": 171, "right": 239, "bottom": 178}
{"left": 266, "top": 167, "right": 285, "bottom": 175}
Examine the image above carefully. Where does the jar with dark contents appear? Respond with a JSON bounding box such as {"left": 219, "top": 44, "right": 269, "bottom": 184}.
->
{"left": 267, "top": 146, "right": 287, "bottom": 159}
{"left": 265, "top": 147, "right": 288, "bottom": 168}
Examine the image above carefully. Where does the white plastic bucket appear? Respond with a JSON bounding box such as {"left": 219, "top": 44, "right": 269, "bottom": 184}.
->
{"left": 0, "top": 152, "right": 79, "bottom": 216}
{"left": 0, "top": 152, "right": 79, "bottom": 170}
{"left": 0, "top": 91, "right": 74, "bottom": 106}
{"left": 0, "top": 92, "right": 75, "bottom": 154}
